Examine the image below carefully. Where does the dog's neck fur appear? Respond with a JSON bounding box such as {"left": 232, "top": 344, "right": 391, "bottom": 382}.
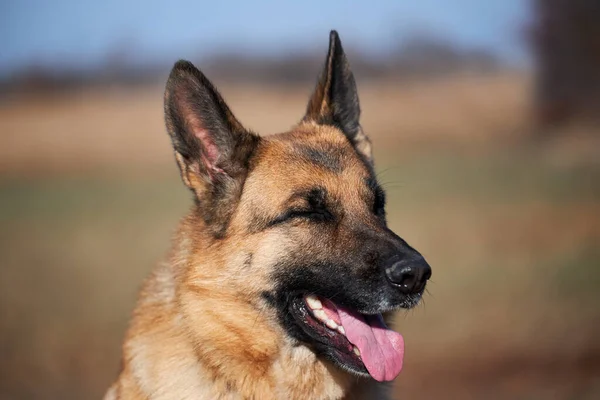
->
{"left": 110, "top": 213, "right": 387, "bottom": 400}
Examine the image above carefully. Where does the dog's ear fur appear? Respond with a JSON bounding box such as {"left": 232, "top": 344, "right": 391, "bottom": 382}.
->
{"left": 164, "top": 60, "right": 260, "bottom": 237}
{"left": 304, "top": 30, "right": 373, "bottom": 165}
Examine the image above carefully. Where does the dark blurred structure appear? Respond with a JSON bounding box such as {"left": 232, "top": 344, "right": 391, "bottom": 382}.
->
{"left": 531, "top": 0, "right": 600, "bottom": 126}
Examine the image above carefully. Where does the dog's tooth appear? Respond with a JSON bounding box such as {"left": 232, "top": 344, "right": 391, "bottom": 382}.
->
{"left": 337, "top": 326, "right": 346, "bottom": 335}
{"left": 353, "top": 346, "right": 361, "bottom": 357}
{"left": 325, "top": 319, "right": 338, "bottom": 330}
{"left": 313, "top": 309, "right": 327, "bottom": 321}
{"left": 306, "top": 295, "right": 322, "bottom": 310}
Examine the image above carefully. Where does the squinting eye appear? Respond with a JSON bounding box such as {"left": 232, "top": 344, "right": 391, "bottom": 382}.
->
{"left": 286, "top": 209, "right": 332, "bottom": 223}
{"left": 271, "top": 208, "right": 333, "bottom": 226}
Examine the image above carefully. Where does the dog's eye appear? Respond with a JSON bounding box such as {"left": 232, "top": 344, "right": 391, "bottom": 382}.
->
{"left": 287, "top": 208, "right": 333, "bottom": 223}
{"left": 294, "top": 208, "right": 332, "bottom": 222}
{"left": 269, "top": 187, "right": 333, "bottom": 226}
{"left": 271, "top": 208, "right": 332, "bottom": 226}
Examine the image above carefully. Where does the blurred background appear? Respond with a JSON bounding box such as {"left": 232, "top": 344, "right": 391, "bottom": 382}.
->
{"left": 1, "top": 0, "right": 599, "bottom": 398}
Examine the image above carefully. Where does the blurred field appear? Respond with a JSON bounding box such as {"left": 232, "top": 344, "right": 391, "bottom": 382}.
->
{"left": 1, "top": 72, "right": 600, "bottom": 399}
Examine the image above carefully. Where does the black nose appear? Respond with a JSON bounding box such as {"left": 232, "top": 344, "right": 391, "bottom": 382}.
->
{"left": 385, "top": 257, "right": 432, "bottom": 294}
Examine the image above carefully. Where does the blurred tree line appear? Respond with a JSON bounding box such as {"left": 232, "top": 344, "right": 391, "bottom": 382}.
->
{"left": 0, "top": 35, "right": 500, "bottom": 95}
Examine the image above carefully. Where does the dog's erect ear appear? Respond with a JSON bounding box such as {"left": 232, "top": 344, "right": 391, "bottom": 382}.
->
{"left": 304, "top": 30, "right": 373, "bottom": 165}
{"left": 164, "top": 60, "right": 260, "bottom": 236}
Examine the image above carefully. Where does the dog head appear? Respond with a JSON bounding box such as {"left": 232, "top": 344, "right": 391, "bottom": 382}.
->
{"left": 164, "top": 31, "right": 431, "bottom": 382}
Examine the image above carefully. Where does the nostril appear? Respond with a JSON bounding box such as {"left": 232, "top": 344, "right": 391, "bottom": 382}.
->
{"left": 397, "top": 266, "right": 416, "bottom": 287}
{"left": 386, "top": 262, "right": 416, "bottom": 290}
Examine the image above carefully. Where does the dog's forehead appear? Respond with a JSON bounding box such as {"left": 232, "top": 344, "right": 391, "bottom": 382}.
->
{"left": 245, "top": 124, "right": 372, "bottom": 202}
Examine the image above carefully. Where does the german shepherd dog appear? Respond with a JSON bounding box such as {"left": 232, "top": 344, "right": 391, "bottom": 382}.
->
{"left": 105, "top": 31, "right": 431, "bottom": 400}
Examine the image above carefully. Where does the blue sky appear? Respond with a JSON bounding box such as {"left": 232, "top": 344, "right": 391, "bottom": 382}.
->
{"left": 0, "top": 0, "right": 529, "bottom": 74}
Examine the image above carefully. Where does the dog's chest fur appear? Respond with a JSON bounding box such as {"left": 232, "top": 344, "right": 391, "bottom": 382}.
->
{"left": 107, "top": 260, "right": 388, "bottom": 400}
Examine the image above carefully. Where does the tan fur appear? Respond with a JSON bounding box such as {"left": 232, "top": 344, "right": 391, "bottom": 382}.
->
{"left": 106, "top": 124, "right": 389, "bottom": 399}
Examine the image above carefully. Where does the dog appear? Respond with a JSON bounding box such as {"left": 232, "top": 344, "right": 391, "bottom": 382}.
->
{"left": 105, "top": 30, "right": 431, "bottom": 400}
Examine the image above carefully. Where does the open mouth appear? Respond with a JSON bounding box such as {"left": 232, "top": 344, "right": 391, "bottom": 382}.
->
{"left": 289, "top": 294, "right": 404, "bottom": 382}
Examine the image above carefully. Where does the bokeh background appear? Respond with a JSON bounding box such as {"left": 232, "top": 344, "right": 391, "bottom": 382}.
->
{"left": 1, "top": 1, "right": 599, "bottom": 399}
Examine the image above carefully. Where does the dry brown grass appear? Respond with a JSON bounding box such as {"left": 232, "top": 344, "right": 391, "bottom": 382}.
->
{"left": 0, "top": 72, "right": 530, "bottom": 176}
{"left": 1, "top": 72, "right": 599, "bottom": 399}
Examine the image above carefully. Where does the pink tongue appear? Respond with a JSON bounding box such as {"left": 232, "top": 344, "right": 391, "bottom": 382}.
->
{"left": 337, "top": 307, "right": 404, "bottom": 382}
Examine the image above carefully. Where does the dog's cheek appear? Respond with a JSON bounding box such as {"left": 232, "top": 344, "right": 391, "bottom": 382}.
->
{"left": 243, "top": 232, "right": 299, "bottom": 292}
